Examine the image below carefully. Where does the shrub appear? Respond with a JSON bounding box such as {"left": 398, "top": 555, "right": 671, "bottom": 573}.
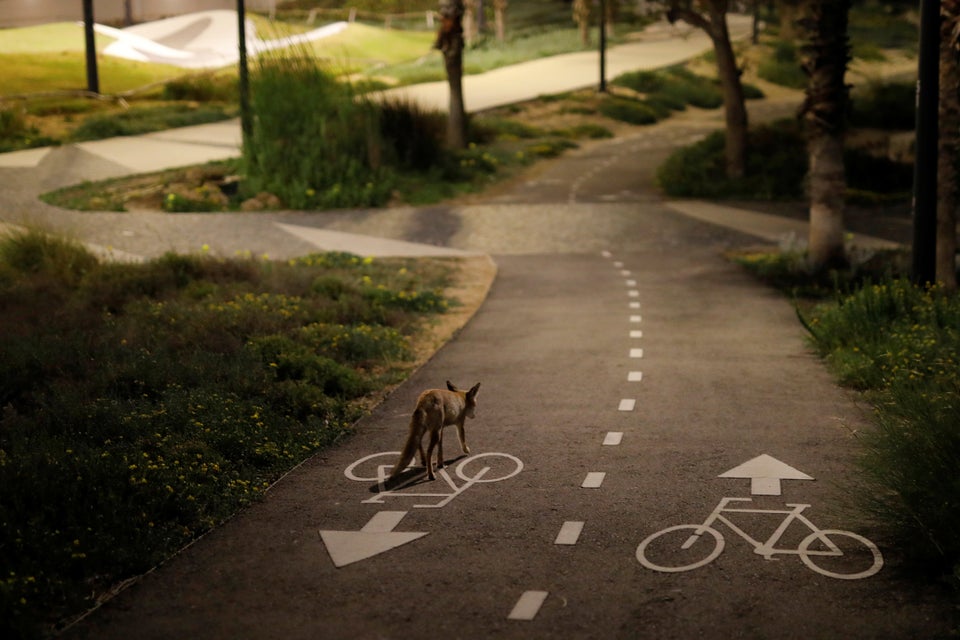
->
{"left": 243, "top": 53, "right": 395, "bottom": 209}
{"left": 849, "top": 80, "right": 916, "bottom": 131}
{"left": 758, "top": 41, "right": 807, "bottom": 89}
{"left": 803, "top": 280, "right": 960, "bottom": 580}
{"left": 657, "top": 119, "right": 808, "bottom": 199}
{"left": 598, "top": 96, "right": 659, "bottom": 125}
{"left": 162, "top": 74, "right": 237, "bottom": 102}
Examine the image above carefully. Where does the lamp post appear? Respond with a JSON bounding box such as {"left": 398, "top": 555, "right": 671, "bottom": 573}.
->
{"left": 599, "top": 0, "right": 607, "bottom": 92}
{"left": 237, "top": 0, "right": 252, "bottom": 146}
{"left": 82, "top": 0, "right": 99, "bottom": 94}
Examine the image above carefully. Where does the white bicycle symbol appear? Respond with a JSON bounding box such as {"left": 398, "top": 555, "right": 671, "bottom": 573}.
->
{"left": 344, "top": 451, "right": 523, "bottom": 509}
{"left": 637, "top": 497, "right": 884, "bottom": 580}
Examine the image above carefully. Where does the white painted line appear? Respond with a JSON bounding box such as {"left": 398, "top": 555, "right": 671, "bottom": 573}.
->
{"left": 628, "top": 371, "right": 643, "bottom": 382}
{"left": 555, "top": 521, "right": 585, "bottom": 545}
{"left": 508, "top": 591, "right": 549, "bottom": 620}
{"left": 630, "top": 330, "right": 643, "bottom": 338}
{"left": 629, "top": 302, "right": 641, "bottom": 309}
{"left": 582, "top": 472, "right": 606, "bottom": 488}
{"left": 620, "top": 269, "right": 631, "bottom": 276}
{"left": 613, "top": 261, "right": 624, "bottom": 268}
{"left": 630, "top": 348, "right": 644, "bottom": 358}
{"left": 630, "top": 315, "right": 642, "bottom": 323}
{"left": 601, "top": 250, "right": 612, "bottom": 258}
{"left": 603, "top": 431, "right": 624, "bottom": 445}
{"left": 361, "top": 511, "right": 408, "bottom": 532}
{"left": 628, "top": 290, "right": 640, "bottom": 298}
{"left": 618, "top": 398, "right": 636, "bottom": 411}
{"left": 625, "top": 279, "right": 637, "bottom": 287}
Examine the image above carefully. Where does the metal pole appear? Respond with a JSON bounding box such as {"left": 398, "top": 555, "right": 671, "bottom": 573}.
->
{"left": 911, "top": 0, "right": 939, "bottom": 285}
{"left": 237, "top": 0, "right": 252, "bottom": 146}
{"left": 82, "top": 0, "right": 99, "bottom": 94}
{"left": 599, "top": 0, "right": 607, "bottom": 92}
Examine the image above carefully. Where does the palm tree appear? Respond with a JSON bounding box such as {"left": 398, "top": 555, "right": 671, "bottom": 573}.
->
{"left": 798, "top": 0, "right": 851, "bottom": 271}
{"left": 939, "top": 1, "right": 960, "bottom": 291}
{"left": 435, "top": 0, "right": 468, "bottom": 149}
{"left": 665, "top": 1, "right": 748, "bottom": 179}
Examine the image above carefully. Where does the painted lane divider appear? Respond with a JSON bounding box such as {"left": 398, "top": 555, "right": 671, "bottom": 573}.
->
{"left": 630, "top": 348, "right": 644, "bottom": 358}
{"left": 628, "top": 371, "right": 643, "bottom": 382}
{"left": 508, "top": 590, "right": 549, "bottom": 620}
{"left": 618, "top": 398, "right": 636, "bottom": 412}
{"left": 630, "top": 330, "right": 643, "bottom": 338}
{"left": 628, "top": 290, "right": 640, "bottom": 298}
{"left": 629, "top": 302, "right": 641, "bottom": 309}
{"left": 603, "top": 431, "right": 623, "bottom": 445}
{"left": 582, "top": 472, "right": 606, "bottom": 488}
{"left": 626, "top": 279, "right": 637, "bottom": 287}
{"left": 555, "top": 521, "right": 585, "bottom": 545}
{"left": 630, "top": 315, "right": 642, "bottom": 323}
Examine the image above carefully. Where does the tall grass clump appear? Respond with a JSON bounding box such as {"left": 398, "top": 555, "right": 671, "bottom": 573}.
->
{"left": 804, "top": 280, "right": 960, "bottom": 584}
{"left": 244, "top": 52, "right": 390, "bottom": 209}
{"left": 0, "top": 230, "right": 452, "bottom": 638}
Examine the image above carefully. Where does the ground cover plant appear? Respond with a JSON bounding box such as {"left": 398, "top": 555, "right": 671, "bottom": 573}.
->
{"left": 734, "top": 251, "right": 960, "bottom": 592}
{"left": 0, "top": 229, "right": 454, "bottom": 638}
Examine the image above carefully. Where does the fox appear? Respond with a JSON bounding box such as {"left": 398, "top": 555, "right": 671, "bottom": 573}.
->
{"left": 388, "top": 381, "right": 481, "bottom": 481}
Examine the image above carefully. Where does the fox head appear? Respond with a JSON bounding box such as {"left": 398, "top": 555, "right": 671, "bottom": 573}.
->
{"left": 446, "top": 380, "right": 481, "bottom": 418}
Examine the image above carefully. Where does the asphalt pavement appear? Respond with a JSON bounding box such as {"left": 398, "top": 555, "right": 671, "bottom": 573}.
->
{"left": 3, "top": 14, "right": 951, "bottom": 640}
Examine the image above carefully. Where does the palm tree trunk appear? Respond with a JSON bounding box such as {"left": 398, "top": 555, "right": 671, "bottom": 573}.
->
{"left": 436, "top": 0, "right": 467, "bottom": 149}
{"left": 799, "top": 0, "right": 851, "bottom": 271}
{"left": 938, "top": 2, "right": 960, "bottom": 291}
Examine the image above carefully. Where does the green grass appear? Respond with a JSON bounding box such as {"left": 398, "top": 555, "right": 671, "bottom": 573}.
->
{"left": 0, "top": 228, "right": 455, "bottom": 638}
{"left": 734, "top": 252, "right": 960, "bottom": 589}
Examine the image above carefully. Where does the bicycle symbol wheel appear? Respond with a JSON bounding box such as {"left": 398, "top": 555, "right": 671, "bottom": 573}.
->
{"left": 636, "top": 525, "right": 725, "bottom": 573}
{"left": 798, "top": 529, "right": 884, "bottom": 580}
{"left": 344, "top": 451, "right": 400, "bottom": 483}
{"left": 455, "top": 452, "right": 524, "bottom": 483}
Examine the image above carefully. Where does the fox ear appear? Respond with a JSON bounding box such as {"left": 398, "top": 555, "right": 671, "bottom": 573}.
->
{"left": 467, "top": 382, "right": 481, "bottom": 398}
{"left": 446, "top": 380, "right": 458, "bottom": 392}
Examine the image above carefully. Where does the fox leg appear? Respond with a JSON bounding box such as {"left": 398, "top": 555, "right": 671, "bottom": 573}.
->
{"left": 437, "top": 426, "right": 445, "bottom": 469}
{"left": 424, "top": 429, "right": 440, "bottom": 480}
{"left": 456, "top": 420, "right": 470, "bottom": 455}
{"left": 417, "top": 438, "right": 427, "bottom": 467}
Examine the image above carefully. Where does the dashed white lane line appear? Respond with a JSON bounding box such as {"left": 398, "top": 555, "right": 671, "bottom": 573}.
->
{"left": 582, "top": 472, "right": 606, "bottom": 488}
{"left": 630, "top": 348, "right": 644, "bottom": 358}
{"left": 618, "top": 398, "right": 636, "bottom": 411}
{"left": 603, "top": 431, "right": 623, "bottom": 445}
{"left": 620, "top": 269, "right": 631, "bottom": 276}
{"left": 630, "top": 330, "right": 643, "bottom": 338}
{"left": 628, "top": 290, "right": 640, "bottom": 298}
{"left": 554, "top": 521, "right": 585, "bottom": 545}
{"left": 508, "top": 590, "right": 549, "bottom": 620}
{"left": 625, "top": 279, "right": 637, "bottom": 287}
{"left": 628, "top": 371, "right": 643, "bottom": 382}
{"left": 629, "top": 302, "right": 641, "bottom": 309}
{"left": 630, "top": 315, "right": 642, "bottom": 323}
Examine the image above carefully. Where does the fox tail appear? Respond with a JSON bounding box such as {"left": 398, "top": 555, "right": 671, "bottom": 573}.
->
{"left": 389, "top": 408, "right": 425, "bottom": 478}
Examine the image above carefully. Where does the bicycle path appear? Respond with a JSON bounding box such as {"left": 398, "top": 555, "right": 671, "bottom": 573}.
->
{"left": 65, "top": 202, "right": 953, "bottom": 639}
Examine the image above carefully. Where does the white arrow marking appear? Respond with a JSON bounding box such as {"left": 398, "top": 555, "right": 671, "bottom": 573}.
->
{"left": 319, "top": 511, "right": 428, "bottom": 568}
{"left": 718, "top": 454, "right": 814, "bottom": 496}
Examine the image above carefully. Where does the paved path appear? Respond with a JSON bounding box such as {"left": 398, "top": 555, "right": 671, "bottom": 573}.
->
{"left": 4, "top": 15, "right": 950, "bottom": 639}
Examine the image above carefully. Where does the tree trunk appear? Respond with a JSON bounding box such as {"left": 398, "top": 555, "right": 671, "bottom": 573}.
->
{"left": 938, "top": 2, "right": 960, "bottom": 291}
{"left": 436, "top": 0, "right": 468, "bottom": 150}
{"left": 573, "top": 0, "right": 591, "bottom": 47}
{"left": 667, "top": 2, "right": 748, "bottom": 179}
{"left": 712, "top": 13, "right": 748, "bottom": 179}
{"left": 494, "top": 0, "right": 507, "bottom": 41}
{"left": 799, "top": 0, "right": 851, "bottom": 271}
